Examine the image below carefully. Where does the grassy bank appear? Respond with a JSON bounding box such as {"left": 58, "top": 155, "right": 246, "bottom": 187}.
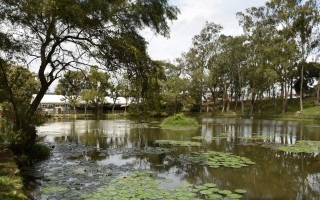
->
{"left": 0, "top": 145, "right": 28, "bottom": 200}
{"left": 206, "top": 97, "right": 320, "bottom": 121}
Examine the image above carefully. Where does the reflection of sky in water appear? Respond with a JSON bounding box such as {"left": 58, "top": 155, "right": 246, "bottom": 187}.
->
{"left": 200, "top": 118, "right": 306, "bottom": 144}
{"left": 307, "top": 173, "right": 320, "bottom": 193}
{"left": 35, "top": 118, "right": 320, "bottom": 199}
{"left": 97, "top": 154, "right": 139, "bottom": 167}
{"left": 37, "top": 119, "right": 131, "bottom": 143}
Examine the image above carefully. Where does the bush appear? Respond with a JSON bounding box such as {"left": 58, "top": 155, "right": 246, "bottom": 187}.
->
{"left": 160, "top": 114, "right": 199, "bottom": 128}
{"left": 29, "top": 143, "right": 50, "bottom": 160}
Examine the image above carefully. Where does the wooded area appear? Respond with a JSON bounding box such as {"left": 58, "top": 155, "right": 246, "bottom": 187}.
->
{"left": 1, "top": 0, "right": 320, "bottom": 154}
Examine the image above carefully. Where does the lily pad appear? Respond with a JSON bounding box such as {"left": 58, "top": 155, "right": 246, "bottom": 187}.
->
{"left": 228, "top": 193, "right": 243, "bottom": 199}
{"left": 200, "top": 189, "right": 213, "bottom": 195}
{"left": 209, "top": 193, "right": 223, "bottom": 199}
{"left": 192, "top": 136, "right": 228, "bottom": 140}
{"left": 203, "top": 183, "right": 217, "bottom": 188}
{"left": 234, "top": 189, "right": 247, "bottom": 194}
{"left": 155, "top": 140, "right": 201, "bottom": 147}
{"left": 41, "top": 185, "right": 68, "bottom": 195}
{"left": 278, "top": 140, "right": 320, "bottom": 154}
{"left": 218, "top": 189, "right": 232, "bottom": 195}
{"left": 176, "top": 151, "right": 255, "bottom": 169}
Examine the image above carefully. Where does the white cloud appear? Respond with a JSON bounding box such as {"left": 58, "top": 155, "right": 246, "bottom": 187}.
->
{"left": 144, "top": 0, "right": 268, "bottom": 61}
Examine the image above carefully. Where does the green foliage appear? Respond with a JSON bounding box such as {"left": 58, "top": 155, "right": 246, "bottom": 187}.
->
{"left": 29, "top": 143, "right": 51, "bottom": 160}
{"left": 55, "top": 70, "right": 87, "bottom": 113}
{"left": 155, "top": 140, "right": 201, "bottom": 147}
{"left": 81, "top": 66, "right": 111, "bottom": 115}
{"left": 0, "top": 0, "right": 179, "bottom": 154}
{"left": 160, "top": 113, "right": 199, "bottom": 128}
{"left": 177, "top": 151, "right": 256, "bottom": 169}
{"left": 0, "top": 60, "right": 46, "bottom": 154}
{"left": 279, "top": 140, "right": 320, "bottom": 154}
{"left": 79, "top": 170, "right": 247, "bottom": 200}
{"left": 0, "top": 146, "right": 28, "bottom": 200}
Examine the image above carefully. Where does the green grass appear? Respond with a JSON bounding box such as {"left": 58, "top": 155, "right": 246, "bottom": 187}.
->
{"left": 0, "top": 146, "right": 28, "bottom": 200}
{"left": 214, "top": 97, "right": 320, "bottom": 120}
{"left": 160, "top": 114, "right": 199, "bottom": 129}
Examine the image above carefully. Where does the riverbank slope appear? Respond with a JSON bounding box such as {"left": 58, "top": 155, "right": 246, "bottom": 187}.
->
{"left": 0, "top": 145, "right": 28, "bottom": 200}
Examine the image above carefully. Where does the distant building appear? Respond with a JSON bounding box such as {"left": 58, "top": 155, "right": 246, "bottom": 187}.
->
{"left": 32, "top": 94, "right": 69, "bottom": 114}
{"left": 32, "top": 94, "right": 131, "bottom": 114}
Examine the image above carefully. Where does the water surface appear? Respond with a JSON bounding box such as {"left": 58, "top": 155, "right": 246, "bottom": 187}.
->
{"left": 37, "top": 117, "right": 320, "bottom": 199}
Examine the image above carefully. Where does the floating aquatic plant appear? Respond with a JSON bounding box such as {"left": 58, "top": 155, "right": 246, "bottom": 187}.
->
{"left": 41, "top": 185, "right": 69, "bottom": 195}
{"left": 80, "top": 170, "right": 248, "bottom": 200}
{"left": 278, "top": 140, "right": 320, "bottom": 154}
{"left": 178, "top": 151, "right": 255, "bottom": 169}
{"left": 238, "top": 135, "right": 270, "bottom": 140}
{"left": 234, "top": 189, "right": 247, "bottom": 194}
{"left": 155, "top": 140, "right": 201, "bottom": 147}
{"left": 142, "top": 147, "right": 171, "bottom": 154}
{"left": 192, "top": 136, "right": 228, "bottom": 140}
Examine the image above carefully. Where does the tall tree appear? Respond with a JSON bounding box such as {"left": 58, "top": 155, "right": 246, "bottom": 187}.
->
{"left": 55, "top": 70, "right": 87, "bottom": 115}
{"left": 161, "top": 61, "right": 190, "bottom": 113}
{"left": 85, "top": 66, "right": 110, "bottom": 115}
{"left": 0, "top": 60, "right": 40, "bottom": 153}
{"left": 0, "top": 0, "right": 179, "bottom": 152}
{"left": 181, "top": 22, "right": 223, "bottom": 112}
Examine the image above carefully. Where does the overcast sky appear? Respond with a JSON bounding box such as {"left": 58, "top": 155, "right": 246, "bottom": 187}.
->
{"left": 143, "top": 0, "right": 268, "bottom": 61}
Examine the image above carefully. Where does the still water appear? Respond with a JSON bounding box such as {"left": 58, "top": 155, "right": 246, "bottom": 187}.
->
{"left": 37, "top": 117, "right": 320, "bottom": 199}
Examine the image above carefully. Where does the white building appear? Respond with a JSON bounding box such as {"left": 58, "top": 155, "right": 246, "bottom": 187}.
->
{"left": 32, "top": 94, "right": 132, "bottom": 114}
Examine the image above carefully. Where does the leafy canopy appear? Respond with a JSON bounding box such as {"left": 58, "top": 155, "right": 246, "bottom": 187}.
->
{"left": 0, "top": 0, "right": 180, "bottom": 114}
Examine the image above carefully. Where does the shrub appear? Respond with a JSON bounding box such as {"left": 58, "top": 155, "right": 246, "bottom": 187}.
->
{"left": 29, "top": 143, "right": 50, "bottom": 160}
{"left": 160, "top": 114, "right": 199, "bottom": 128}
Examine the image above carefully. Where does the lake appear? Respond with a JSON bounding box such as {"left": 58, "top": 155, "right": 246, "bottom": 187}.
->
{"left": 33, "top": 117, "right": 320, "bottom": 199}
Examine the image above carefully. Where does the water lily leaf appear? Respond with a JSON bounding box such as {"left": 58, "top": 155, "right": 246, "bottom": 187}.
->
{"left": 155, "top": 140, "right": 201, "bottom": 147}
{"left": 208, "top": 193, "right": 223, "bottom": 199}
{"left": 218, "top": 189, "right": 232, "bottom": 195}
{"left": 195, "top": 185, "right": 208, "bottom": 190}
{"left": 227, "top": 193, "right": 243, "bottom": 199}
{"left": 234, "top": 189, "right": 247, "bottom": 194}
{"left": 278, "top": 140, "right": 320, "bottom": 154}
{"left": 203, "top": 183, "right": 217, "bottom": 188}
{"left": 200, "top": 189, "right": 212, "bottom": 195}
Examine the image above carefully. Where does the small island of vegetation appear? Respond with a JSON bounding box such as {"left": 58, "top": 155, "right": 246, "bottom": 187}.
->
{"left": 160, "top": 114, "right": 199, "bottom": 129}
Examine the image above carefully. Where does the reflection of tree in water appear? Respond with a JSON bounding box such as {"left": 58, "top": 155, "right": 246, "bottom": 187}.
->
{"left": 45, "top": 118, "right": 319, "bottom": 199}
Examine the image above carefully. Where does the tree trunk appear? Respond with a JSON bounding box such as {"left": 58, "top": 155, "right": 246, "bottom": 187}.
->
{"left": 316, "top": 83, "right": 320, "bottom": 105}
{"left": 73, "top": 105, "right": 77, "bottom": 118}
{"left": 299, "top": 65, "right": 304, "bottom": 112}
{"left": 250, "top": 92, "right": 256, "bottom": 116}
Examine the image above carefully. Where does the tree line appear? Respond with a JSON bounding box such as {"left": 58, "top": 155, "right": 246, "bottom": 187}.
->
{"left": 172, "top": 0, "right": 320, "bottom": 115}
{"left": 0, "top": 0, "right": 179, "bottom": 155}
{"left": 1, "top": 0, "right": 320, "bottom": 156}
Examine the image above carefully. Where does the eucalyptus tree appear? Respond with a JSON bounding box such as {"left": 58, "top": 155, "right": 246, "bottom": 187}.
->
{"left": 212, "top": 35, "right": 248, "bottom": 113}
{"left": 128, "top": 60, "right": 166, "bottom": 116}
{"left": 108, "top": 72, "right": 130, "bottom": 114}
{"left": 266, "top": 0, "right": 320, "bottom": 112}
{"left": 237, "top": 7, "right": 279, "bottom": 115}
{"left": 0, "top": 0, "right": 179, "bottom": 152}
{"left": 55, "top": 70, "right": 87, "bottom": 115}
{"left": 247, "top": 0, "right": 320, "bottom": 112}
{"left": 85, "top": 66, "right": 110, "bottom": 115}
{"left": 160, "top": 61, "right": 190, "bottom": 113}
{"left": 181, "top": 22, "right": 223, "bottom": 112}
